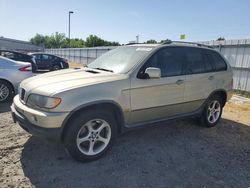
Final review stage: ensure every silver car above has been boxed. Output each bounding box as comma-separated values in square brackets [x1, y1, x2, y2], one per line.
[0, 56, 33, 102]
[11, 42, 233, 161]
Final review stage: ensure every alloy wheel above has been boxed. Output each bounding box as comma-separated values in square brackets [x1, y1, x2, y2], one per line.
[0, 83, 10, 102]
[76, 119, 111, 156]
[207, 100, 221, 124]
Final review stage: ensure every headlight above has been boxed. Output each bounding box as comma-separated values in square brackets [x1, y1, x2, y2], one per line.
[27, 94, 61, 109]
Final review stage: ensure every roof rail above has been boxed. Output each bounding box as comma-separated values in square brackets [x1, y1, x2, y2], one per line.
[125, 43, 145, 45]
[162, 40, 213, 49]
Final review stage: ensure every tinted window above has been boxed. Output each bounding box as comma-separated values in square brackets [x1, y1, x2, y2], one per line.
[185, 48, 205, 74]
[206, 51, 227, 71]
[33, 54, 41, 60]
[42, 54, 49, 60]
[203, 53, 214, 72]
[2, 52, 14, 59]
[141, 47, 185, 77]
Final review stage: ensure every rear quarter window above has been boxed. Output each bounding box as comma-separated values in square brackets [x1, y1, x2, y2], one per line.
[185, 48, 205, 74]
[206, 50, 227, 71]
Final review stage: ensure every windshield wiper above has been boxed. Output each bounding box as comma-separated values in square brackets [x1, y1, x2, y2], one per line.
[94, 67, 113, 72]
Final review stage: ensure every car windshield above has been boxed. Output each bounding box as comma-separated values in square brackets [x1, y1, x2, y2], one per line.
[88, 46, 153, 74]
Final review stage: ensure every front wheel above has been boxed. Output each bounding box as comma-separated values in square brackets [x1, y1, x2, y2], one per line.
[0, 80, 14, 103]
[63, 110, 117, 162]
[200, 95, 223, 127]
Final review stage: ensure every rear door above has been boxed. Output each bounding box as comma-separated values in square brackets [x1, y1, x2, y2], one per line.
[40, 54, 51, 69]
[129, 47, 186, 125]
[182, 47, 216, 113]
[33, 54, 44, 69]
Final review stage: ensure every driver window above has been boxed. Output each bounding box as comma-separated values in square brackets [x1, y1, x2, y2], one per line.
[140, 47, 185, 77]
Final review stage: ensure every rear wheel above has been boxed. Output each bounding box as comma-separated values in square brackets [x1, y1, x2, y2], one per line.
[63, 110, 117, 162]
[200, 95, 223, 127]
[0, 80, 14, 103]
[51, 65, 61, 71]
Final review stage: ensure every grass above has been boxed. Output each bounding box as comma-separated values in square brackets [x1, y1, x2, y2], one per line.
[233, 90, 250, 99]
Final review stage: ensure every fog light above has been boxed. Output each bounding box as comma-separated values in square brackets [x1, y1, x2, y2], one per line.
[31, 115, 38, 122]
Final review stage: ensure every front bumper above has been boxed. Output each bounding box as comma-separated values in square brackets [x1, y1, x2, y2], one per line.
[11, 105, 60, 141]
[11, 95, 69, 141]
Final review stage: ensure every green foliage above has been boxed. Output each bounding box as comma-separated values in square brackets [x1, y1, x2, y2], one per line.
[145, 39, 157, 44]
[160, 39, 172, 44]
[30, 33, 120, 48]
[30, 34, 46, 46]
[85, 35, 120, 47]
[217, 37, 225, 41]
[143, 39, 172, 44]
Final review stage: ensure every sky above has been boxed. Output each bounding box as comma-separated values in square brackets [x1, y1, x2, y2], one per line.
[1, 0, 250, 44]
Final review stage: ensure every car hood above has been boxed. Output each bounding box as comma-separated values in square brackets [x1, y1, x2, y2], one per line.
[20, 68, 127, 96]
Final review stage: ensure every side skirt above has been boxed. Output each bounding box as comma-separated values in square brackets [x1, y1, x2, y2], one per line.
[122, 103, 205, 133]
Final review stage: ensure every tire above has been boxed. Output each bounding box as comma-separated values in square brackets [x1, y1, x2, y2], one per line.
[0, 80, 14, 103]
[200, 95, 223, 127]
[51, 65, 61, 71]
[63, 110, 117, 162]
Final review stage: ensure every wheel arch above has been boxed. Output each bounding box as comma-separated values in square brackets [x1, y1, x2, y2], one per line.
[60, 100, 125, 141]
[208, 89, 228, 107]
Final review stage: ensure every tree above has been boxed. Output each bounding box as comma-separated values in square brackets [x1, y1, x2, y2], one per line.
[68, 38, 85, 48]
[145, 39, 157, 44]
[30, 34, 46, 47]
[217, 37, 225, 41]
[85, 35, 120, 47]
[49, 32, 66, 48]
[30, 32, 66, 48]
[160, 39, 172, 44]
[30, 33, 119, 48]
[85, 35, 105, 47]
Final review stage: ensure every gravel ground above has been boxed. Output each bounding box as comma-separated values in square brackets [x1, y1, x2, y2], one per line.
[0, 98, 250, 188]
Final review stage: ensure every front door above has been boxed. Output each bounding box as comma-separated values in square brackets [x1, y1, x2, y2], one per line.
[129, 47, 186, 125]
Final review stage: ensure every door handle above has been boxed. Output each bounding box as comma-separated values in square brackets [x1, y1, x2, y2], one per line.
[208, 75, 214, 80]
[176, 80, 184, 85]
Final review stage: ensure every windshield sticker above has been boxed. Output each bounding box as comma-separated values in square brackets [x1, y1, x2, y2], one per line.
[136, 48, 152, 52]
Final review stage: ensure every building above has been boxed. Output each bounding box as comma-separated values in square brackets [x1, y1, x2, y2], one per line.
[0, 37, 43, 52]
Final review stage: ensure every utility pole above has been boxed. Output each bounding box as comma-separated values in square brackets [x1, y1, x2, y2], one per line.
[68, 11, 74, 47]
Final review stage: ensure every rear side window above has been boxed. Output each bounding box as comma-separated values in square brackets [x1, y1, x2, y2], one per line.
[2, 52, 14, 59]
[42, 55, 49, 60]
[206, 51, 227, 71]
[33, 54, 41, 60]
[142, 47, 185, 77]
[185, 48, 205, 74]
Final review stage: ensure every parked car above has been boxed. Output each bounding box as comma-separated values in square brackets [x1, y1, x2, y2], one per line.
[11, 42, 233, 162]
[0, 50, 37, 72]
[0, 56, 33, 102]
[30, 53, 69, 71]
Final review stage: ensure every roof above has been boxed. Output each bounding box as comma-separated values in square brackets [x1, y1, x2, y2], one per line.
[125, 41, 213, 49]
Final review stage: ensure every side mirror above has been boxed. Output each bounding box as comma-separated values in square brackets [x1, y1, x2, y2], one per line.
[145, 67, 161, 79]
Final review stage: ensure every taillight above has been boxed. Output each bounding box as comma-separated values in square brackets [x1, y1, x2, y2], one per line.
[19, 65, 31, 72]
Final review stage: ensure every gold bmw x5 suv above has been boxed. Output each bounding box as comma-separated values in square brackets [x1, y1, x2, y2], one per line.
[11, 42, 233, 161]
